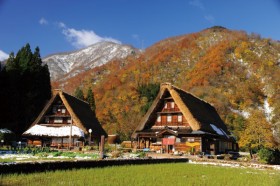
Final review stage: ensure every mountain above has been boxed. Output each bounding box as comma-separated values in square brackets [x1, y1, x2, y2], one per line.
[43, 41, 139, 81]
[52, 26, 280, 147]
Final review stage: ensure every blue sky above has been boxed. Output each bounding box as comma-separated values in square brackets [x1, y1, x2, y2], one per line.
[1, 0, 280, 60]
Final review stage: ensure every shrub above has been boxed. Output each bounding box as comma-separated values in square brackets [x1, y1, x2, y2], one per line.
[82, 145, 92, 151]
[216, 155, 225, 160]
[258, 148, 275, 164]
[37, 152, 48, 157]
[61, 152, 76, 158]
[52, 151, 63, 157]
[137, 151, 146, 158]
[0, 130, 16, 144]
[111, 151, 122, 158]
[104, 144, 114, 153]
[42, 147, 51, 153]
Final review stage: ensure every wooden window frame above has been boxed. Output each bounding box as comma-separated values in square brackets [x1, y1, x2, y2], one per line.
[167, 114, 172, 122]
[157, 115, 161, 122]
[178, 114, 183, 122]
[54, 117, 63, 123]
[52, 106, 57, 114]
[171, 102, 175, 108]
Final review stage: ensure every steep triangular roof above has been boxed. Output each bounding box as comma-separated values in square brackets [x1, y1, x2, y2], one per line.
[26, 89, 107, 137]
[132, 83, 229, 138]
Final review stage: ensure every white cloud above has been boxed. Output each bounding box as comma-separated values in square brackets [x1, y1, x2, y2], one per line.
[59, 22, 121, 48]
[39, 17, 48, 25]
[58, 22, 66, 28]
[189, 0, 204, 10]
[204, 15, 215, 23]
[0, 50, 9, 61]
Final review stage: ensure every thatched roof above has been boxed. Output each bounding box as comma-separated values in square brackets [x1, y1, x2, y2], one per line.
[23, 89, 107, 137]
[132, 83, 230, 139]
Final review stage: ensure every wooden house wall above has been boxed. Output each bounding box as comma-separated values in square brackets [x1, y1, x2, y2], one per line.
[40, 97, 72, 125]
[27, 137, 82, 148]
[153, 99, 189, 127]
[140, 135, 236, 154]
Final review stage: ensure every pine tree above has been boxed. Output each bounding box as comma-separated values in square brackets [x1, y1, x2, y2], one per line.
[74, 87, 84, 100]
[86, 87, 96, 114]
[1, 43, 51, 136]
[5, 52, 17, 72]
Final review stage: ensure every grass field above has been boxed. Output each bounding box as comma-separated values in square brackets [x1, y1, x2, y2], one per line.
[1, 163, 280, 186]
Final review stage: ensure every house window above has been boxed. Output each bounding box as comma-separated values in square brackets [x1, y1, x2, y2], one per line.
[171, 102, 175, 108]
[167, 115, 172, 122]
[178, 114, 183, 122]
[227, 142, 232, 149]
[188, 137, 195, 142]
[67, 118, 72, 124]
[54, 117, 63, 123]
[45, 117, 49, 124]
[52, 106, 57, 114]
[157, 115, 161, 122]
[62, 109, 66, 114]
[164, 102, 168, 109]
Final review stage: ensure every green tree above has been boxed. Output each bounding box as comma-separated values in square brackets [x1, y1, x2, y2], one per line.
[137, 83, 160, 114]
[74, 87, 84, 100]
[0, 43, 51, 136]
[86, 87, 96, 114]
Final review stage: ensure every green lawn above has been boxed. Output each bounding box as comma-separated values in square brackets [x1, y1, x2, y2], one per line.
[1, 163, 280, 186]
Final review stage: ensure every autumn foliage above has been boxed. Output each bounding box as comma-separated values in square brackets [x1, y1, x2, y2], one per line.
[52, 27, 280, 148]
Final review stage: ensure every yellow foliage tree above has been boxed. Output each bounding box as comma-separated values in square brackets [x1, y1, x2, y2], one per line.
[239, 110, 274, 156]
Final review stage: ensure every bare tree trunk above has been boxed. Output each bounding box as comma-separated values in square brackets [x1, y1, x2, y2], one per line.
[249, 148, 253, 159]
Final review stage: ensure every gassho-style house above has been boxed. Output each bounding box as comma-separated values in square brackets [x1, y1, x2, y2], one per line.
[132, 83, 238, 155]
[22, 89, 107, 148]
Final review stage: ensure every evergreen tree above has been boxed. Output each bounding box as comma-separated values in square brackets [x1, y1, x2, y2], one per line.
[137, 83, 160, 114]
[5, 52, 16, 72]
[74, 87, 84, 100]
[1, 43, 51, 137]
[86, 87, 96, 114]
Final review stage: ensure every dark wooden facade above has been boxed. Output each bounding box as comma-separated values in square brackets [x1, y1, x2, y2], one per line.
[42, 98, 72, 126]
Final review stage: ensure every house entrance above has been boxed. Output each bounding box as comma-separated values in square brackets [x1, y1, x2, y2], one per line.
[162, 137, 175, 153]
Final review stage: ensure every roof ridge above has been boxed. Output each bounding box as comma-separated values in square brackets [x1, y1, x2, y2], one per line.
[63, 91, 90, 105]
[54, 89, 90, 105]
[164, 83, 214, 107]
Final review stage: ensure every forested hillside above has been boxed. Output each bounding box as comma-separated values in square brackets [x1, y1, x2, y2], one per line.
[52, 27, 280, 150]
[0, 44, 52, 136]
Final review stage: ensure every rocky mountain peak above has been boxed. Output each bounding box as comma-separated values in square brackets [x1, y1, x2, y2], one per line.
[43, 41, 139, 81]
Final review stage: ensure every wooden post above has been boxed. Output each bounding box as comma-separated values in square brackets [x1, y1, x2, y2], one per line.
[69, 118, 73, 150]
[200, 137, 203, 153]
[61, 138, 63, 149]
[99, 135, 105, 159]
